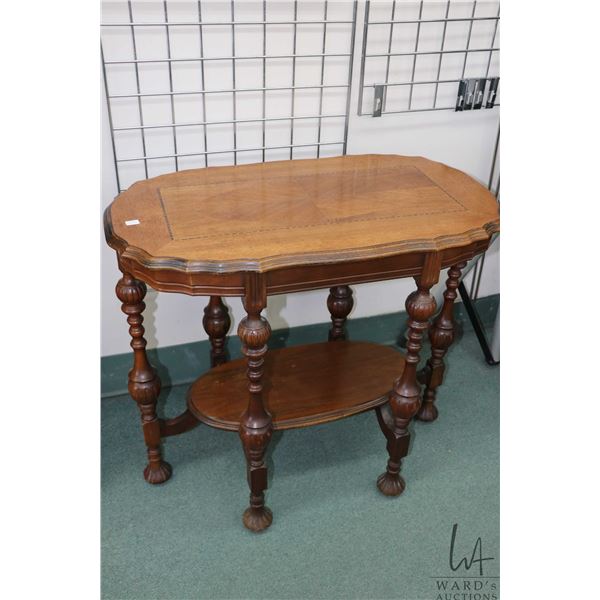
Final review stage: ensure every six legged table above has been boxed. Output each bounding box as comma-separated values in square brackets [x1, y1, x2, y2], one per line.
[104, 154, 500, 532]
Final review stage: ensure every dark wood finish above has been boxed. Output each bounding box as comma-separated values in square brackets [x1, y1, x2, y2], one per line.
[105, 155, 500, 531]
[116, 273, 172, 484]
[187, 341, 406, 431]
[376, 253, 440, 496]
[417, 261, 467, 422]
[159, 409, 200, 437]
[237, 274, 273, 532]
[202, 296, 231, 367]
[113, 240, 490, 298]
[327, 285, 354, 341]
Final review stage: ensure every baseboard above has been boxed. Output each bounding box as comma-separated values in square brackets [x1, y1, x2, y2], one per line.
[101, 293, 499, 399]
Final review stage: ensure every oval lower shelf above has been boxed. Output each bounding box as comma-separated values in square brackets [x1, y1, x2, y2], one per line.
[187, 341, 405, 431]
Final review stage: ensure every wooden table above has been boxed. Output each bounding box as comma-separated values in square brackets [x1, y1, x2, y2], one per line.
[104, 154, 499, 532]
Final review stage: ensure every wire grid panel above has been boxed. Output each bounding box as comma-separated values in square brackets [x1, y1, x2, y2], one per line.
[358, 0, 499, 116]
[101, 0, 358, 192]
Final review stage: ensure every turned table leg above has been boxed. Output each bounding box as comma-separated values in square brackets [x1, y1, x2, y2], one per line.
[238, 274, 273, 532]
[417, 261, 467, 422]
[116, 273, 172, 484]
[202, 296, 231, 367]
[377, 254, 439, 495]
[327, 285, 353, 341]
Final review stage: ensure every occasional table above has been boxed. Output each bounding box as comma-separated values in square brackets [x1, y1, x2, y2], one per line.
[104, 154, 499, 532]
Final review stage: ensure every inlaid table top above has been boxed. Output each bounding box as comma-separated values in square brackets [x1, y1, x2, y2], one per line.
[104, 154, 499, 295]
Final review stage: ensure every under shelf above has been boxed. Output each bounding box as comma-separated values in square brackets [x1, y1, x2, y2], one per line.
[187, 341, 405, 431]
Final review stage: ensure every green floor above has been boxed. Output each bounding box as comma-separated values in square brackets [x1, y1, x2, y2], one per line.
[102, 328, 499, 600]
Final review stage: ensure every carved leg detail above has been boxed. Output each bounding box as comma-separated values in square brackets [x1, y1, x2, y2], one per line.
[203, 296, 231, 367]
[327, 285, 354, 341]
[116, 273, 172, 484]
[238, 274, 273, 532]
[377, 255, 439, 496]
[376, 404, 409, 496]
[417, 261, 467, 422]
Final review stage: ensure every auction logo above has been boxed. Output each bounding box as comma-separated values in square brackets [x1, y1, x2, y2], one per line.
[431, 523, 499, 600]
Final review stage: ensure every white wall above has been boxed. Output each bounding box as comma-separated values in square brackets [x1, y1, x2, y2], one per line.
[101, 0, 499, 357]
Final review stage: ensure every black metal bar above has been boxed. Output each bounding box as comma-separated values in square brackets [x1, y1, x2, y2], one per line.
[458, 281, 499, 366]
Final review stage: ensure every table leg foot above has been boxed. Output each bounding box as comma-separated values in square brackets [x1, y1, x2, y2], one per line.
[376, 422, 410, 497]
[240, 423, 273, 532]
[243, 502, 273, 532]
[144, 457, 172, 485]
[377, 469, 406, 497]
[415, 397, 439, 422]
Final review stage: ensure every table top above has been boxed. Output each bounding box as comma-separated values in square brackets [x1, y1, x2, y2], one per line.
[105, 154, 499, 295]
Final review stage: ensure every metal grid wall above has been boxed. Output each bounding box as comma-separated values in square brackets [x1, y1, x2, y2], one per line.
[102, 1, 358, 192]
[469, 123, 499, 300]
[358, 0, 499, 116]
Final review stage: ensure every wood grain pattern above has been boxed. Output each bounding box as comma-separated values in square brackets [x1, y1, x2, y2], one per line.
[187, 341, 406, 431]
[105, 155, 499, 281]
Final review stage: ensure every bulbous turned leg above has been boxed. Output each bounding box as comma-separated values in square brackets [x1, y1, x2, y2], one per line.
[417, 261, 466, 422]
[202, 296, 231, 367]
[116, 273, 172, 484]
[377, 254, 439, 495]
[238, 273, 273, 532]
[327, 285, 354, 341]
